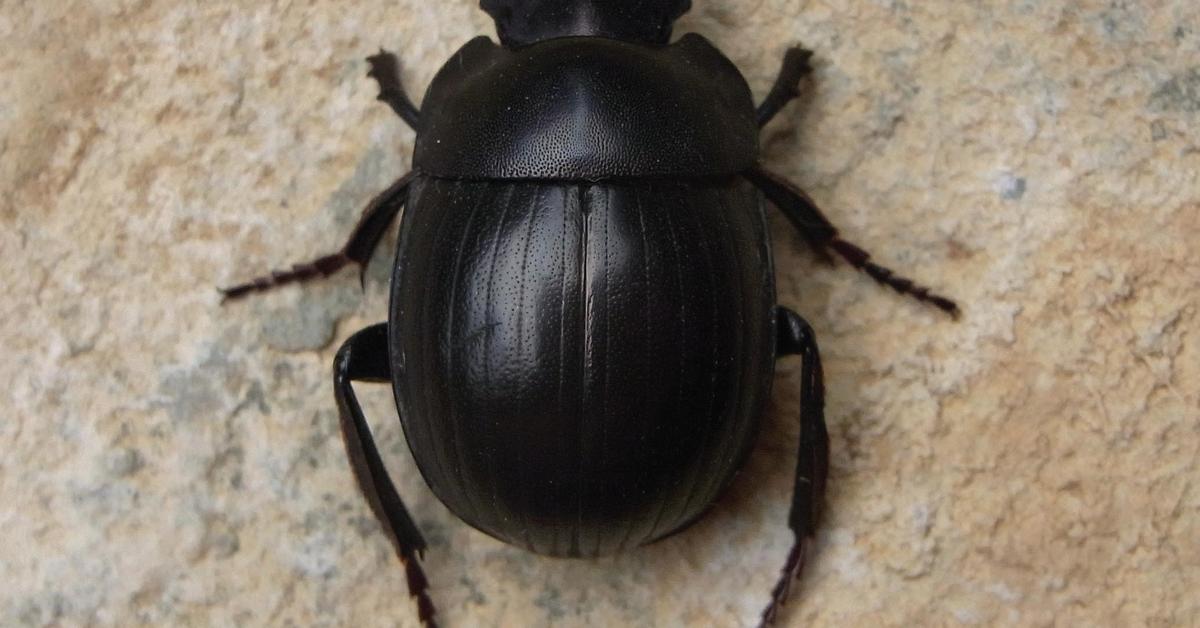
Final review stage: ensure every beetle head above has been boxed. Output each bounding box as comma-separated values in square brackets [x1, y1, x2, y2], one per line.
[481, 0, 692, 47]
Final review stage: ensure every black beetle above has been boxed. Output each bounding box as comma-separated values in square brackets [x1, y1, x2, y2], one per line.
[224, 1, 958, 625]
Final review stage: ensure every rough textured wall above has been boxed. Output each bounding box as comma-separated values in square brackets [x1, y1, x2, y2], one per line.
[2, 1, 1197, 626]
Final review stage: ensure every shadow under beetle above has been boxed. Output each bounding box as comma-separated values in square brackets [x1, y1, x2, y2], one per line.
[224, 1, 959, 625]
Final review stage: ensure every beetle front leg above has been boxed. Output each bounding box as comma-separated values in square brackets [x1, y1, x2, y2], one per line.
[758, 307, 829, 628]
[367, 49, 421, 130]
[756, 46, 814, 128]
[334, 323, 438, 628]
[220, 171, 415, 301]
[745, 166, 961, 317]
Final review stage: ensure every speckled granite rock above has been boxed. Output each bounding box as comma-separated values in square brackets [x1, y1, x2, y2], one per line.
[2, 1, 1197, 626]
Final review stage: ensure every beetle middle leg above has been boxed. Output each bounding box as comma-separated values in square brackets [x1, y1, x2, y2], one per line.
[220, 171, 415, 300]
[745, 166, 961, 317]
[758, 307, 829, 628]
[334, 323, 438, 627]
[367, 49, 421, 129]
[756, 46, 814, 128]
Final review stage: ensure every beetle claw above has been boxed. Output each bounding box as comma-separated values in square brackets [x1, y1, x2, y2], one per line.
[757, 535, 812, 627]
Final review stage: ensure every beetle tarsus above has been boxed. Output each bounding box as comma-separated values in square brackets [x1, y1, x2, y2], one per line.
[403, 551, 438, 627]
[335, 324, 438, 628]
[827, 238, 962, 318]
[747, 166, 961, 318]
[367, 49, 421, 129]
[758, 535, 810, 628]
[219, 253, 352, 301]
[757, 46, 815, 128]
[220, 172, 414, 301]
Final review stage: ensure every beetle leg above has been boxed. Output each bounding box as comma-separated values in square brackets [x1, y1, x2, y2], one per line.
[334, 323, 438, 628]
[756, 46, 814, 128]
[220, 171, 415, 301]
[745, 166, 961, 318]
[758, 307, 828, 628]
[367, 49, 421, 130]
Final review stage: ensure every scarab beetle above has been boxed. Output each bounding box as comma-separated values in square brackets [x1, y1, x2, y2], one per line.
[224, 1, 959, 626]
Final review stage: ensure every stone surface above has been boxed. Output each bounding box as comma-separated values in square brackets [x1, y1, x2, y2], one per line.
[2, 1, 1197, 626]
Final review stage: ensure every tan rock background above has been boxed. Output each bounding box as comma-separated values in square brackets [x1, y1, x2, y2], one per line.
[3, 1, 1197, 626]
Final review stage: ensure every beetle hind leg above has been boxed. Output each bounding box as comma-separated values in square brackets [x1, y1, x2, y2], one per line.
[746, 167, 961, 318]
[220, 172, 415, 301]
[758, 307, 829, 628]
[334, 323, 438, 627]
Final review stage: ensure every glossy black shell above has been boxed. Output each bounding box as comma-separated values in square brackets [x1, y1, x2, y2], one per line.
[391, 177, 775, 556]
[390, 35, 774, 556]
